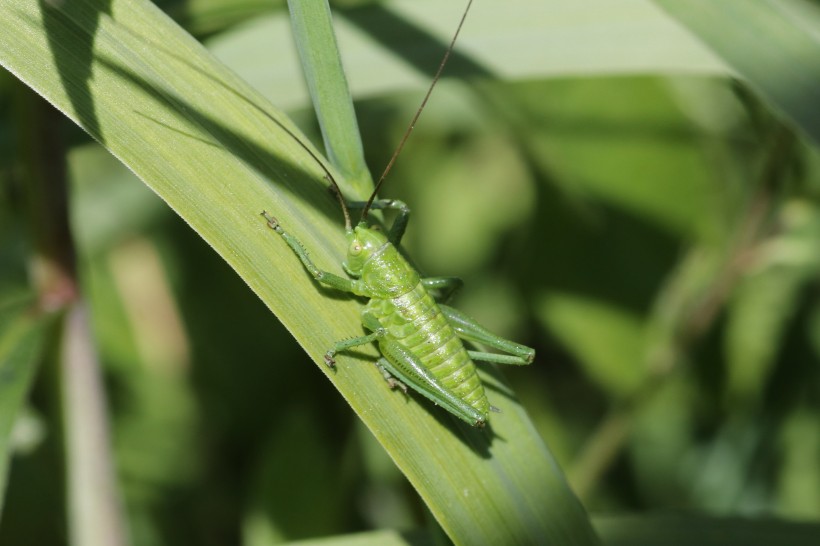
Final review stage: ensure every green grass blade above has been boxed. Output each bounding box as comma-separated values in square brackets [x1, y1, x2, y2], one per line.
[594, 515, 820, 546]
[287, 0, 371, 193]
[0, 0, 597, 542]
[652, 0, 820, 145]
[0, 299, 51, 517]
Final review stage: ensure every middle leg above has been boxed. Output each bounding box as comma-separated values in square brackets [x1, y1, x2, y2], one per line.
[324, 314, 388, 367]
[422, 276, 464, 304]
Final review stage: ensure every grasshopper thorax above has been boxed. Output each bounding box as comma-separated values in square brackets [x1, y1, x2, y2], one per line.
[344, 223, 419, 298]
[342, 223, 388, 277]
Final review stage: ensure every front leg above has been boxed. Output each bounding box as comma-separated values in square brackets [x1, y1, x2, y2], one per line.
[261, 211, 366, 295]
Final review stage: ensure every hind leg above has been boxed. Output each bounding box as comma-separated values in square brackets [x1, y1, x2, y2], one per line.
[440, 304, 535, 364]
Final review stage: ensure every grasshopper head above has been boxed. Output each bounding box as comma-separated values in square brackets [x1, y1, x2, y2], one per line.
[343, 223, 388, 276]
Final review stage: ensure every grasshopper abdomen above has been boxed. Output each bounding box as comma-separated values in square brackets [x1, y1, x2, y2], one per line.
[366, 275, 490, 422]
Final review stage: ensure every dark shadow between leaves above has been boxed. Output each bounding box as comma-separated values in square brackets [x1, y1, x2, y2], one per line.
[38, 0, 113, 144]
[477, 362, 519, 403]
[336, 3, 494, 82]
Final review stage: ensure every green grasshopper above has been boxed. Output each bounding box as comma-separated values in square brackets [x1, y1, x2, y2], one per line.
[262, 0, 534, 427]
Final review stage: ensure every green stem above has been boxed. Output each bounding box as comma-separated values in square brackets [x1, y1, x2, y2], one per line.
[286, 0, 372, 195]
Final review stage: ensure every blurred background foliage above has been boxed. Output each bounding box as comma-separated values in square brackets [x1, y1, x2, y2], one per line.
[1, 0, 820, 544]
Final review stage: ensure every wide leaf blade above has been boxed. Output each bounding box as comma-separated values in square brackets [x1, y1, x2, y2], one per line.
[0, 0, 597, 542]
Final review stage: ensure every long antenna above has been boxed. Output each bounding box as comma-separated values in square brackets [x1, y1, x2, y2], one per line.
[360, 0, 474, 222]
[273, 115, 352, 231]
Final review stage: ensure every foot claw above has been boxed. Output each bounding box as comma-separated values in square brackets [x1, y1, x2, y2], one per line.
[260, 210, 280, 229]
[387, 377, 408, 394]
[526, 350, 535, 364]
[323, 353, 336, 368]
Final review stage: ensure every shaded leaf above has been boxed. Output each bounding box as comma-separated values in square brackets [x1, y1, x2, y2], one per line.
[0, 299, 51, 516]
[653, 0, 820, 145]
